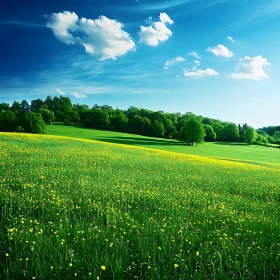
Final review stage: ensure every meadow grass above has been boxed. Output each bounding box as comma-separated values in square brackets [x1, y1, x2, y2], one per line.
[46, 125, 280, 166]
[1, 132, 280, 279]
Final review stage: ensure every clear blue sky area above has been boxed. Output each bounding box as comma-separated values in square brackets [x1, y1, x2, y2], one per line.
[1, 0, 280, 128]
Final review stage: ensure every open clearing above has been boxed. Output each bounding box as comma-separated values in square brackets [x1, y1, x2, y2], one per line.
[1, 132, 280, 279]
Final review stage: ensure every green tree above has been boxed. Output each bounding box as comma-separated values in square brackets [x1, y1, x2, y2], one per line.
[21, 112, 46, 134]
[267, 126, 276, 136]
[223, 122, 240, 142]
[164, 118, 177, 138]
[0, 111, 17, 132]
[19, 100, 30, 113]
[203, 124, 216, 142]
[11, 101, 21, 112]
[212, 121, 224, 141]
[38, 108, 55, 125]
[244, 126, 257, 144]
[273, 131, 280, 148]
[181, 118, 205, 146]
[0, 103, 10, 111]
[30, 99, 44, 112]
[110, 109, 128, 132]
[128, 115, 152, 136]
[153, 120, 166, 137]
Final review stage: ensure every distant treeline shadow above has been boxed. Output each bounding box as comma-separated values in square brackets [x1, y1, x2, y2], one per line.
[94, 136, 186, 146]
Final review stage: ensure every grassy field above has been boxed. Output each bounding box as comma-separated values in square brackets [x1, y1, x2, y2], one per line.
[1, 132, 280, 279]
[46, 125, 280, 166]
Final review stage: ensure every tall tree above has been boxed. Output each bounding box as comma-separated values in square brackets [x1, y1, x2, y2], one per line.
[19, 100, 30, 114]
[11, 101, 21, 112]
[181, 118, 205, 146]
[30, 99, 44, 112]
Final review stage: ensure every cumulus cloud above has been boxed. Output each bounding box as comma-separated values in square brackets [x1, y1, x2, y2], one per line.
[56, 88, 66, 95]
[164, 56, 185, 69]
[207, 44, 233, 57]
[230, 56, 270, 80]
[70, 92, 87, 98]
[184, 68, 219, 78]
[159, 13, 174, 24]
[194, 60, 200, 66]
[139, 13, 174, 46]
[46, 11, 135, 60]
[188, 51, 200, 59]
[227, 36, 234, 42]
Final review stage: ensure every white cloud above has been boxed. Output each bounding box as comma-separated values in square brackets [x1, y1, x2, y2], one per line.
[46, 11, 135, 60]
[71, 92, 87, 98]
[227, 36, 234, 42]
[139, 13, 174, 46]
[207, 44, 233, 57]
[184, 68, 219, 78]
[188, 51, 200, 59]
[230, 56, 270, 80]
[164, 56, 185, 69]
[56, 88, 66, 95]
[159, 12, 174, 24]
[194, 60, 200, 66]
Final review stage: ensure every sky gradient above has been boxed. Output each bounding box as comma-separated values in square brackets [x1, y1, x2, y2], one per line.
[1, 0, 280, 128]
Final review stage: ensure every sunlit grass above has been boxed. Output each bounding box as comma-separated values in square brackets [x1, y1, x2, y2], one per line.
[1, 132, 280, 279]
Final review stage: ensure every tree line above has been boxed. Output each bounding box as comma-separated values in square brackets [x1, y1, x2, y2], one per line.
[0, 95, 280, 147]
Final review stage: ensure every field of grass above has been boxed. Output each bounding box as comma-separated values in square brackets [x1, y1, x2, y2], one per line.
[1, 132, 280, 279]
[46, 125, 280, 166]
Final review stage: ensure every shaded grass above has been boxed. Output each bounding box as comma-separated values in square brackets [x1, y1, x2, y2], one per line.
[1, 132, 280, 279]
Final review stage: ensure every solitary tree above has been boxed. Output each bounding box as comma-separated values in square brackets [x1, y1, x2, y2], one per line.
[181, 118, 205, 146]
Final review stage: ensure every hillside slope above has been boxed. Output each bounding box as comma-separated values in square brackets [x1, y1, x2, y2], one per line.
[1, 132, 280, 279]
[46, 125, 280, 166]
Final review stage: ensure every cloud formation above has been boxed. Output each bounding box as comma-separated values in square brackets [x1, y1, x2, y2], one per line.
[184, 68, 219, 78]
[71, 92, 87, 98]
[230, 56, 270, 80]
[139, 13, 174, 46]
[46, 11, 135, 60]
[164, 57, 185, 69]
[207, 44, 233, 57]
[56, 88, 66, 95]
[188, 51, 200, 59]
[227, 36, 234, 42]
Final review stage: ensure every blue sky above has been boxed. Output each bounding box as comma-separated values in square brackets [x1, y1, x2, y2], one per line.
[1, 0, 280, 128]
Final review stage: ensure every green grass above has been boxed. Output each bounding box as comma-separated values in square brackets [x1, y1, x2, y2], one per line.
[1, 132, 280, 279]
[46, 125, 280, 166]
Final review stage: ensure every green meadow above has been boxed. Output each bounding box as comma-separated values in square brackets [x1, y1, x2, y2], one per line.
[46, 125, 280, 166]
[1, 131, 280, 279]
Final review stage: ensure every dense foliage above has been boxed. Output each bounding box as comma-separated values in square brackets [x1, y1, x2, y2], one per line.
[0, 96, 279, 146]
